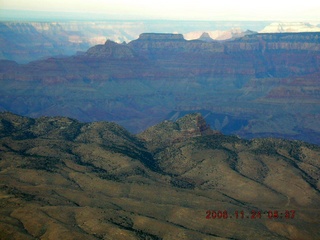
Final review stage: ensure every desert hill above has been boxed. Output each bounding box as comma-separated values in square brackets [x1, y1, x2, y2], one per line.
[0, 112, 319, 239]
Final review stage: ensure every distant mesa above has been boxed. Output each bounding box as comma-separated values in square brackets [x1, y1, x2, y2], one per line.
[138, 33, 185, 41]
[1, 21, 318, 64]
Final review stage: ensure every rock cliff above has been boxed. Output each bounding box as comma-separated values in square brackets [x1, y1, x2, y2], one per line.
[1, 32, 320, 82]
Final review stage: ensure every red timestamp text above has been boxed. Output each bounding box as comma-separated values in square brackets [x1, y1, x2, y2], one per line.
[205, 210, 295, 220]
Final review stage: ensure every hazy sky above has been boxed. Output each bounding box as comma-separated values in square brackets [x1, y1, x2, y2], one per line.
[1, 0, 320, 22]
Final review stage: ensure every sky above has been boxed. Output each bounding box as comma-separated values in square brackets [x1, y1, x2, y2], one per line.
[1, 0, 320, 22]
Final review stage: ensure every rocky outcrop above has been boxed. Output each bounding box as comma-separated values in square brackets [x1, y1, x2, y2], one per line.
[85, 40, 136, 59]
[197, 32, 214, 42]
[138, 113, 220, 150]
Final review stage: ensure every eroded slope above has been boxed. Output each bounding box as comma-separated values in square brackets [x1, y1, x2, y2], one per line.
[0, 112, 319, 240]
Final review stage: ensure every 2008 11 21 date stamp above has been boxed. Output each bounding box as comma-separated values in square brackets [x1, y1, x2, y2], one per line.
[206, 210, 295, 220]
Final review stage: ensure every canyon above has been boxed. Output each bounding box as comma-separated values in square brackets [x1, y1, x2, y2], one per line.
[1, 21, 320, 239]
[0, 32, 319, 144]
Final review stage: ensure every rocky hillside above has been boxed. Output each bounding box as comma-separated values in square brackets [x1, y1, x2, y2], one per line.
[0, 112, 320, 239]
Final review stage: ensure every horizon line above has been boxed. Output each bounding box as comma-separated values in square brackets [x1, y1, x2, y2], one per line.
[1, 9, 318, 23]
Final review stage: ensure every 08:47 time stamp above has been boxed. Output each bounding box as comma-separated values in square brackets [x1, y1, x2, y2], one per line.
[206, 210, 295, 220]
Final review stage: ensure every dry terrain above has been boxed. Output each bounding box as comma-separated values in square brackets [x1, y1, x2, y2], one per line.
[0, 112, 319, 239]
